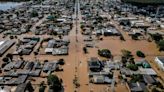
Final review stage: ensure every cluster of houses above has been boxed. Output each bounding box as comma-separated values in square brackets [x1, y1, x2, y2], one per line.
[42, 38, 70, 55]
[80, 3, 120, 37]
[112, 1, 164, 39]
[34, 14, 73, 35]
[0, 59, 62, 85]
[0, 0, 75, 92]
[87, 57, 164, 92]
[122, 59, 162, 92]
[0, 0, 69, 36]
[0, 2, 39, 35]
[88, 57, 116, 84]
[32, 1, 73, 35]
[13, 37, 40, 55]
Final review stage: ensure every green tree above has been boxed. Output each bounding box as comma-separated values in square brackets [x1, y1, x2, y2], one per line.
[127, 64, 138, 71]
[121, 56, 128, 66]
[98, 49, 112, 58]
[2, 57, 9, 62]
[58, 59, 65, 65]
[130, 74, 143, 83]
[39, 81, 45, 92]
[151, 33, 163, 42]
[31, 10, 38, 17]
[47, 74, 62, 91]
[136, 51, 145, 57]
[121, 49, 132, 59]
[26, 81, 34, 92]
[131, 34, 138, 40]
[83, 47, 87, 54]
[158, 40, 164, 51]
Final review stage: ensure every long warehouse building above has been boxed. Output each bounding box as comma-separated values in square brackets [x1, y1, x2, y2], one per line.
[0, 40, 15, 56]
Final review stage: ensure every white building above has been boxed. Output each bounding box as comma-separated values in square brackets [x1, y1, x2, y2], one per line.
[155, 57, 164, 71]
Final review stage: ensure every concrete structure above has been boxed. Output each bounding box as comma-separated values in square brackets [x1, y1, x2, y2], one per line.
[155, 57, 164, 71]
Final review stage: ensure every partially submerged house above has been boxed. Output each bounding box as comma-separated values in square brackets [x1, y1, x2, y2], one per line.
[155, 56, 164, 71]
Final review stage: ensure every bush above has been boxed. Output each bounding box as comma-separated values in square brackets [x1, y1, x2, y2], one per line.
[39, 86, 45, 92]
[10, 35, 14, 39]
[131, 34, 138, 40]
[121, 56, 128, 66]
[57, 59, 65, 65]
[98, 49, 112, 58]
[39, 81, 45, 92]
[47, 74, 62, 91]
[136, 51, 145, 57]
[31, 10, 38, 17]
[6, 53, 13, 60]
[83, 47, 87, 54]
[120, 36, 125, 41]
[130, 74, 143, 83]
[121, 49, 132, 59]
[158, 40, 164, 51]
[99, 38, 103, 40]
[2, 57, 9, 62]
[44, 60, 48, 63]
[151, 33, 163, 42]
[127, 64, 138, 71]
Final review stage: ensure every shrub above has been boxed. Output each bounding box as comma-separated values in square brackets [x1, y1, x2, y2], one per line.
[98, 49, 112, 58]
[2, 57, 9, 62]
[57, 59, 65, 65]
[83, 47, 87, 53]
[131, 34, 138, 40]
[120, 36, 125, 41]
[121, 49, 132, 59]
[130, 74, 143, 83]
[136, 51, 145, 57]
[31, 10, 38, 17]
[158, 40, 164, 51]
[10, 35, 14, 39]
[47, 74, 62, 91]
[127, 64, 138, 71]
[151, 33, 163, 42]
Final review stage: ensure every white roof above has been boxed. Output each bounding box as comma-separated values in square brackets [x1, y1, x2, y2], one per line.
[0, 41, 5, 46]
[45, 48, 53, 53]
[139, 68, 157, 75]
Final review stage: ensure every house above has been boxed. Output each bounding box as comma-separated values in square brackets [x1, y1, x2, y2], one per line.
[43, 62, 58, 73]
[14, 60, 24, 69]
[127, 82, 146, 92]
[155, 57, 164, 71]
[135, 59, 151, 68]
[88, 57, 101, 71]
[93, 75, 104, 84]
[139, 68, 157, 76]
[143, 75, 157, 85]
[15, 81, 34, 92]
[92, 75, 113, 84]
[0, 40, 15, 56]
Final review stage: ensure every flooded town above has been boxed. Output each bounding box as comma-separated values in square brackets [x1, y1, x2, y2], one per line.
[0, 0, 163, 92]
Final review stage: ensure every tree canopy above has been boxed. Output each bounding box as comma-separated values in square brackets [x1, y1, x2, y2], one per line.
[136, 51, 145, 57]
[98, 49, 112, 58]
[47, 74, 62, 91]
[158, 40, 164, 51]
[121, 49, 132, 59]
